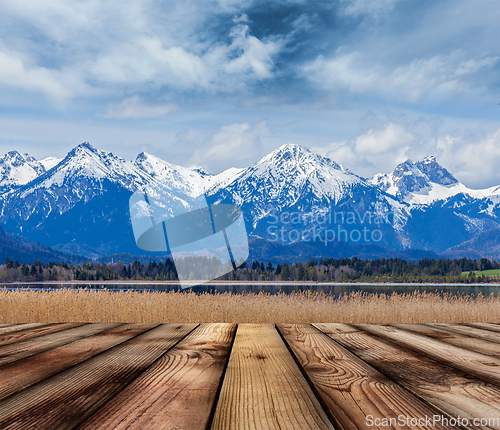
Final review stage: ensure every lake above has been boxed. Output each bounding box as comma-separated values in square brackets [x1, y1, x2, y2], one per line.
[2, 282, 500, 297]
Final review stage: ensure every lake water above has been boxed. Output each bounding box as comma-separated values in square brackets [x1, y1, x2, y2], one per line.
[2, 282, 500, 297]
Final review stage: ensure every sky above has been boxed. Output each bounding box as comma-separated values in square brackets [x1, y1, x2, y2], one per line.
[0, 0, 499, 188]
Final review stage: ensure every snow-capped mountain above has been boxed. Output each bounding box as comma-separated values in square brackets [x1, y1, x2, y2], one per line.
[369, 155, 500, 252]
[0, 151, 47, 193]
[0, 141, 499, 259]
[39, 157, 62, 171]
[209, 143, 405, 248]
[134, 152, 208, 197]
[210, 143, 365, 206]
[371, 155, 500, 206]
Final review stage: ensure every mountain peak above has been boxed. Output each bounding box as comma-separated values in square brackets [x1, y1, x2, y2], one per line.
[5, 150, 22, 159]
[0, 150, 46, 192]
[79, 142, 93, 149]
[415, 155, 457, 186]
[422, 155, 436, 164]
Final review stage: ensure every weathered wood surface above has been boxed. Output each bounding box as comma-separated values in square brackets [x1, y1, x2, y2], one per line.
[80, 323, 236, 430]
[212, 323, 334, 430]
[466, 323, 500, 334]
[315, 323, 500, 429]
[0, 324, 196, 430]
[0, 323, 82, 347]
[356, 323, 500, 387]
[0, 323, 48, 336]
[0, 323, 152, 402]
[279, 324, 449, 430]
[426, 323, 500, 345]
[0, 323, 499, 430]
[393, 323, 500, 358]
[0, 322, 123, 367]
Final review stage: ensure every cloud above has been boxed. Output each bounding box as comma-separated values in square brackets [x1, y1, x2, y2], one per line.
[303, 49, 500, 103]
[0, 1, 285, 105]
[311, 115, 500, 189]
[0, 45, 70, 101]
[89, 36, 211, 89]
[312, 122, 416, 177]
[339, 0, 397, 18]
[434, 130, 500, 189]
[186, 121, 269, 172]
[102, 96, 177, 119]
[222, 24, 281, 80]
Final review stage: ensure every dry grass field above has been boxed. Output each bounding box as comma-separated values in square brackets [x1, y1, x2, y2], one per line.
[1, 288, 499, 323]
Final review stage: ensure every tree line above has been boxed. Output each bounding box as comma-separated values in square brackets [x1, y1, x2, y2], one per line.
[0, 256, 498, 284]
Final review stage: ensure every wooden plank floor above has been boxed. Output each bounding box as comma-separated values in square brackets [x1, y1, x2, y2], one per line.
[0, 324, 500, 429]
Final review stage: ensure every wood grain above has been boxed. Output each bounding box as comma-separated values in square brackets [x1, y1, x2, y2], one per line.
[356, 324, 500, 387]
[0, 323, 83, 347]
[315, 323, 500, 429]
[465, 323, 500, 334]
[0, 323, 150, 402]
[80, 323, 236, 430]
[279, 324, 449, 430]
[0, 323, 125, 367]
[0, 323, 48, 336]
[425, 323, 500, 345]
[392, 323, 500, 358]
[0, 323, 196, 430]
[212, 323, 334, 430]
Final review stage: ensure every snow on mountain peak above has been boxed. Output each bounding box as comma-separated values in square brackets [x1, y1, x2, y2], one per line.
[39, 157, 62, 170]
[422, 155, 436, 164]
[211, 142, 368, 212]
[415, 155, 457, 186]
[0, 150, 46, 192]
[133, 151, 210, 197]
[371, 155, 467, 205]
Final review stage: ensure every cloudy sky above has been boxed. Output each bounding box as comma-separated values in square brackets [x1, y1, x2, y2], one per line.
[0, 0, 499, 187]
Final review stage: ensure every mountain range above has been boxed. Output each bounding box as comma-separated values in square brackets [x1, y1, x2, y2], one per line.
[0, 142, 499, 263]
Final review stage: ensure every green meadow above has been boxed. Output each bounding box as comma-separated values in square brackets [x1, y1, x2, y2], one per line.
[461, 269, 500, 277]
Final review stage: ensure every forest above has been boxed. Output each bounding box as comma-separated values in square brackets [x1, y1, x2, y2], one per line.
[0, 256, 498, 284]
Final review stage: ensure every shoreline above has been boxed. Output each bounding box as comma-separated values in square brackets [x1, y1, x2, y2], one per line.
[1, 281, 500, 287]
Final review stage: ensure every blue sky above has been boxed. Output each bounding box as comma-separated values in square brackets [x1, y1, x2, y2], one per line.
[0, 0, 499, 187]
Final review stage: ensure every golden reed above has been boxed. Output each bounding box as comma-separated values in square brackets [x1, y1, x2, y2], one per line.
[1, 288, 499, 323]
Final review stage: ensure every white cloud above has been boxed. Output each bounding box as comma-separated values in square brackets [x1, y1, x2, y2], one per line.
[89, 36, 211, 89]
[222, 24, 280, 80]
[313, 122, 415, 177]
[0, 1, 283, 104]
[0, 45, 70, 100]
[340, 0, 397, 18]
[354, 123, 415, 154]
[102, 96, 177, 119]
[433, 130, 500, 188]
[187, 121, 269, 172]
[312, 116, 500, 189]
[304, 49, 499, 103]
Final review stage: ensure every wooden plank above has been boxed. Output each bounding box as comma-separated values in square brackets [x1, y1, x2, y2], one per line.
[356, 324, 500, 387]
[0, 323, 149, 401]
[212, 324, 334, 430]
[0, 324, 48, 336]
[465, 323, 500, 334]
[0, 323, 83, 347]
[392, 323, 500, 358]
[79, 323, 236, 430]
[0, 323, 125, 367]
[426, 323, 500, 345]
[278, 324, 449, 430]
[0, 323, 197, 430]
[315, 323, 500, 429]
